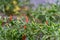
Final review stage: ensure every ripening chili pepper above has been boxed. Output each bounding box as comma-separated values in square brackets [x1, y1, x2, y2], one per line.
[25, 16, 29, 23]
[9, 15, 13, 21]
[24, 25, 27, 29]
[46, 21, 48, 25]
[22, 35, 26, 40]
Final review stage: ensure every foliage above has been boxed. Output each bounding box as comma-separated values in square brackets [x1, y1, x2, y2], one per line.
[0, 0, 30, 15]
[0, 17, 60, 40]
[0, 0, 60, 40]
[0, 17, 40, 40]
[31, 4, 60, 23]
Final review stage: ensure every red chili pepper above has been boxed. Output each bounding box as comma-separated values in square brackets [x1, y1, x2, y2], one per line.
[22, 35, 26, 40]
[46, 21, 48, 25]
[24, 25, 27, 29]
[25, 16, 29, 23]
[9, 15, 13, 21]
[22, 15, 28, 40]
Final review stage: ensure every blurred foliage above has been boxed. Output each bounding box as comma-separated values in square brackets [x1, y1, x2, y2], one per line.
[0, 0, 31, 15]
[31, 4, 60, 23]
[0, 17, 60, 40]
[0, 0, 60, 40]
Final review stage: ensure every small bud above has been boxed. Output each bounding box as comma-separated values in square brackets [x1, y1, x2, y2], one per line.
[24, 25, 27, 29]
[9, 15, 13, 21]
[46, 21, 48, 25]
